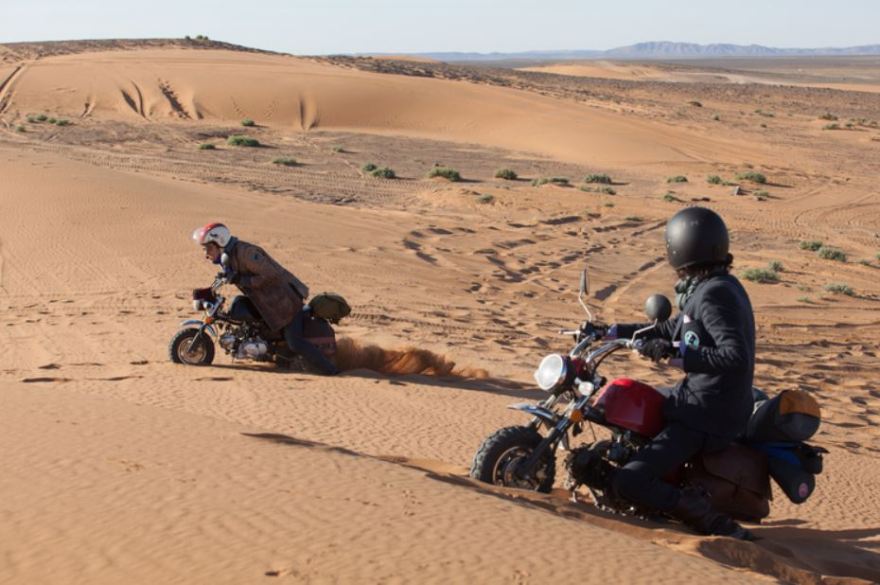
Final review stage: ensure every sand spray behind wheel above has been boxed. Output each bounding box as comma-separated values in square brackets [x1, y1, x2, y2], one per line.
[335, 338, 489, 378]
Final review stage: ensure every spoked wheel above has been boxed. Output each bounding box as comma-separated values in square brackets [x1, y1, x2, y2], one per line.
[470, 426, 556, 493]
[169, 328, 215, 365]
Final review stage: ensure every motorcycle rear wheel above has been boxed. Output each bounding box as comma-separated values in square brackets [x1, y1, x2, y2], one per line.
[169, 328, 215, 365]
[470, 426, 556, 493]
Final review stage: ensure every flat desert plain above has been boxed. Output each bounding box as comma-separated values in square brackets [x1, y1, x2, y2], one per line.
[1, 41, 880, 584]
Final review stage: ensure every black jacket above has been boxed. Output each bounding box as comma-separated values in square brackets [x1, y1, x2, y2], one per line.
[619, 273, 755, 440]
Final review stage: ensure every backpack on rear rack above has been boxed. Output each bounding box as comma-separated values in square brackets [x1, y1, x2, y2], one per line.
[307, 292, 352, 324]
[746, 389, 826, 504]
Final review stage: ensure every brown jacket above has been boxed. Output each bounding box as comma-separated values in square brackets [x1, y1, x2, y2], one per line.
[225, 238, 309, 332]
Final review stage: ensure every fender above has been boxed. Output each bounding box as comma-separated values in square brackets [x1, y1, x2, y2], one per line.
[507, 403, 559, 424]
[179, 320, 218, 338]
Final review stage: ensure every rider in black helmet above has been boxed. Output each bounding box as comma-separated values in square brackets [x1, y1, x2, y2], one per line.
[608, 206, 756, 540]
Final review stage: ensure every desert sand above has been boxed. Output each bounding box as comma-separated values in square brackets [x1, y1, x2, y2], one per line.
[1, 41, 880, 584]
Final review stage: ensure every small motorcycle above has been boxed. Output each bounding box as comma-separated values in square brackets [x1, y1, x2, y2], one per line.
[169, 272, 338, 370]
[470, 269, 825, 523]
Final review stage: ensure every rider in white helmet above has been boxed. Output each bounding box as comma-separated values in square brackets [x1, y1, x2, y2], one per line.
[192, 222, 337, 375]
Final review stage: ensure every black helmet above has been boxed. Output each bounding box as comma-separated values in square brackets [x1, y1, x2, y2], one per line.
[665, 207, 729, 270]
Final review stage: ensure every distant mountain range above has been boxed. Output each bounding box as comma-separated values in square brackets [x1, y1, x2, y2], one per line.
[412, 41, 880, 62]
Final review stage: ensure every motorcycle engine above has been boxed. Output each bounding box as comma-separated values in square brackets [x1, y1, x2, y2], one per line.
[235, 338, 269, 359]
[219, 334, 237, 351]
[564, 442, 614, 491]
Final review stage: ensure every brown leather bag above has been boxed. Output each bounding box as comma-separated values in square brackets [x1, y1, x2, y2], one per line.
[684, 444, 771, 522]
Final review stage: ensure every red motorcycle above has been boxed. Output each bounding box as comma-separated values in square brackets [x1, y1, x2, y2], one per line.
[470, 269, 825, 523]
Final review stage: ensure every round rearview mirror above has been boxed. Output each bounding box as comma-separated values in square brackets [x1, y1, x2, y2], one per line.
[644, 294, 672, 322]
[220, 252, 230, 267]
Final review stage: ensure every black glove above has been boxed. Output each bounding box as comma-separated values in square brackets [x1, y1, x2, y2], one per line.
[638, 338, 676, 363]
[225, 270, 240, 285]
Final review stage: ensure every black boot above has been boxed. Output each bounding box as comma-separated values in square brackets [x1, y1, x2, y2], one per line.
[672, 487, 754, 540]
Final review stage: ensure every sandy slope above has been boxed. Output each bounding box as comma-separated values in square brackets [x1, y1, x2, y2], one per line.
[1, 46, 880, 584]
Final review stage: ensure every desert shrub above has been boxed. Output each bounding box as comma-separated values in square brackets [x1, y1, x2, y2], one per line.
[241, 118, 255, 127]
[332, 145, 345, 153]
[16, 125, 26, 132]
[823, 123, 840, 130]
[799, 240, 823, 251]
[532, 176, 568, 186]
[227, 135, 260, 147]
[361, 163, 378, 173]
[47, 117, 57, 124]
[370, 166, 396, 179]
[584, 173, 612, 184]
[824, 283, 854, 296]
[662, 192, 682, 202]
[36, 114, 48, 122]
[495, 168, 517, 180]
[477, 193, 494, 204]
[797, 296, 813, 304]
[428, 167, 461, 181]
[741, 268, 779, 284]
[819, 113, 838, 121]
[754, 190, 769, 197]
[604, 202, 615, 208]
[667, 175, 688, 183]
[54, 119, 70, 126]
[625, 216, 643, 222]
[768, 260, 784, 272]
[707, 175, 723, 185]
[580, 185, 615, 195]
[876, 252, 880, 261]
[273, 157, 298, 167]
[736, 171, 767, 184]
[199, 143, 216, 150]
[817, 246, 847, 262]
[712, 114, 720, 121]
[688, 100, 703, 107]
[755, 109, 775, 117]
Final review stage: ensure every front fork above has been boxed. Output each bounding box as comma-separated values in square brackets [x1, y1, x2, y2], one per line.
[517, 394, 590, 480]
[180, 319, 218, 351]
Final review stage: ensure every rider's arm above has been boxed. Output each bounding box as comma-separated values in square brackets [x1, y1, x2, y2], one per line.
[612, 316, 677, 341]
[682, 284, 750, 374]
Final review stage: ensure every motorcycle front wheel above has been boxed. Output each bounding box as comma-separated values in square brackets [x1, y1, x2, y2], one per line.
[169, 328, 215, 365]
[470, 426, 556, 493]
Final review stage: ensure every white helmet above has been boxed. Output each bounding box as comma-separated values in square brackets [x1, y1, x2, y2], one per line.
[192, 222, 231, 247]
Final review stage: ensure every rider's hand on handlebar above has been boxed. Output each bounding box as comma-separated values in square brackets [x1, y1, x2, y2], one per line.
[638, 338, 676, 363]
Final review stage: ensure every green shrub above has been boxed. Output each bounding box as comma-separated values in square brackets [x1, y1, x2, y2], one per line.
[876, 252, 880, 261]
[15, 125, 25, 132]
[477, 193, 495, 204]
[199, 143, 216, 150]
[47, 117, 57, 124]
[495, 168, 517, 180]
[361, 163, 378, 173]
[819, 113, 838, 121]
[227, 135, 260, 147]
[741, 268, 779, 283]
[241, 118, 255, 127]
[625, 216, 643, 222]
[604, 202, 615, 208]
[667, 175, 688, 183]
[35, 114, 48, 122]
[584, 173, 612, 184]
[332, 145, 346, 153]
[273, 157, 298, 167]
[688, 100, 703, 107]
[370, 166, 396, 179]
[824, 283, 854, 296]
[54, 119, 70, 126]
[532, 176, 568, 186]
[662, 192, 682, 202]
[768, 260, 784, 272]
[823, 123, 840, 130]
[707, 175, 723, 185]
[797, 296, 813, 304]
[428, 167, 461, 181]
[580, 185, 615, 195]
[799, 240, 823, 251]
[736, 171, 767, 184]
[817, 246, 847, 262]
[755, 109, 774, 117]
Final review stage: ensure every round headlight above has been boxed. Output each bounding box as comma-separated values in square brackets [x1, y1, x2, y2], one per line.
[534, 354, 568, 391]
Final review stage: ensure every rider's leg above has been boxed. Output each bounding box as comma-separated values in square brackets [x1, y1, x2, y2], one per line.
[282, 310, 338, 376]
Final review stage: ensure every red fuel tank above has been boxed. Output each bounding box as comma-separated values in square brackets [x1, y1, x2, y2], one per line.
[592, 378, 666, 437]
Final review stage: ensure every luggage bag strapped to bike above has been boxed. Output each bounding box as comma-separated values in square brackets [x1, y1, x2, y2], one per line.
[746, 389, 826, 504]
[685, 443, 772, 522]
[308, 292, 351, 324]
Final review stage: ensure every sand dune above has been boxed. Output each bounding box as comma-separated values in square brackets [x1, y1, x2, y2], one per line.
[1, 45, 880, 583]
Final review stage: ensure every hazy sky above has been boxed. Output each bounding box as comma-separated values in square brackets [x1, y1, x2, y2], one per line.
[2, 0, 878, 54]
